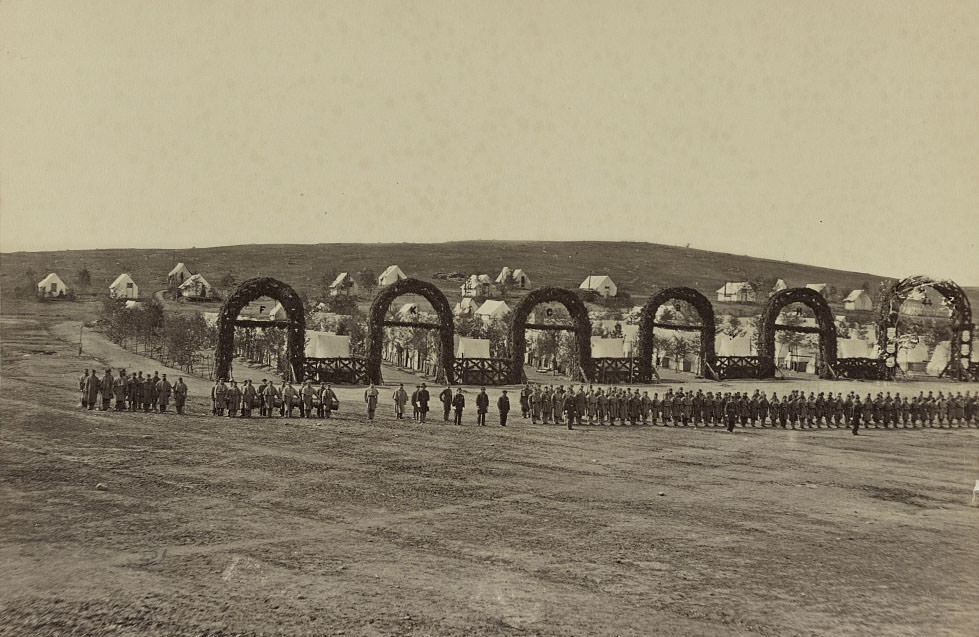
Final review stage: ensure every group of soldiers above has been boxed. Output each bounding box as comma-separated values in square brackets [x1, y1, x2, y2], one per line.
[78, 368, 188, 414]
[209, 378, 339, 418]
[511, 384, 979, 433]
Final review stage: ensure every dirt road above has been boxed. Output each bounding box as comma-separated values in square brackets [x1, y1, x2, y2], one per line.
[2, 309, 979, 635]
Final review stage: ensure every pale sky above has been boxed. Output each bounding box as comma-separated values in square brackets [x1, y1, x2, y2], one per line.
[1, 1, 977, 284]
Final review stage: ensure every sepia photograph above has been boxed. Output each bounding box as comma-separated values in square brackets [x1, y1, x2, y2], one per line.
[1, 1, 977, 635]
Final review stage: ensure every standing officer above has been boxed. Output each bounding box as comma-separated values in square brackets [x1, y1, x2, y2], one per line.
[417, 384, 430, 423]
[393, 383, 409, 419]
[519, 384, 530, 419]
[439, 385, 453, 422]
[157, 374, 173, 413]
[364, 383, 379, 420]
[173, 377, 188, 415]
[498, 390, 511, 426]
[476, 386, 489, 426]
[452, 388, 465, 425]
[241, 380, 256, 418]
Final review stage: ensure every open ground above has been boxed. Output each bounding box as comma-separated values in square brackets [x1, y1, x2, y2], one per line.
[2, 303, 979, 636]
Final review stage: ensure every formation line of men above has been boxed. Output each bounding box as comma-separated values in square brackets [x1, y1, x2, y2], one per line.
[79, 370, 979, 435]
[369, 384, 977, 433]
[79, 369, 188, 414]
[209, 378, 339, 418]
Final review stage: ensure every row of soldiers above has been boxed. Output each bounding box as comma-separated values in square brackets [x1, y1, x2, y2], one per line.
[513, 384, 979, 433]
[209, 378, 339, 418]
[78, 369, 188, 414]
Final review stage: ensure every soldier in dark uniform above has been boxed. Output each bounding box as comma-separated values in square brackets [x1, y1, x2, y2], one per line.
[850, 395, 861, 435]
[757, 391, 769, 427]
[519, 384, 531, 419]
[440, 386, 453, 422]
[650, 392, 660, 425]
[530, 386, 541, 424]
[692, 390, 703, 426]
[713, 391, 724, 427]
[575, 387, 588, 426]
[498, 390, 510, 427]
[596, 388, 608, 424]
[476, 386, 489, 426]
[662, 390, 673, 426]
[723, 392, 737, 432]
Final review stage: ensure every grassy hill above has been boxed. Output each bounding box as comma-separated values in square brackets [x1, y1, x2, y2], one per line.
[2, 241, 976, 312]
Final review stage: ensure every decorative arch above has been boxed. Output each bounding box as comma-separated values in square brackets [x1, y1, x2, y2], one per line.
[365, 278, 455, 385]
[758, 287, 837, 379]
[214, 277, 306, 382]
[508, 287, 593, 384]
[636, 287, 716, 381]
[876, 276, 973, 380]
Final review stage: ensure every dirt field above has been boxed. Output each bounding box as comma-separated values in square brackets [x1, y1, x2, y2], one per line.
[2, 306, 979, 636]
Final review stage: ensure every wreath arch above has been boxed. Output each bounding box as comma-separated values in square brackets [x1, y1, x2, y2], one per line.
[636, 287, 716, 380]
[758, 287, 837, 379]
[214, 277, 306, 382]
[876, 276, 973, 379]
[365, 278, 455, 385]
[508, 287, 593, 384]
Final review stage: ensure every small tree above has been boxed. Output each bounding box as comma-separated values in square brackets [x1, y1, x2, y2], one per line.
[76, 267, 92, 289]
[721, 315, 745, 338]
[357, 269, 377, 296]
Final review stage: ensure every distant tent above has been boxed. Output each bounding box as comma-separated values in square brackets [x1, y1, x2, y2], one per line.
[475, 299, 511, 322]
[901, 287, 950, 318]
[454, 297, 477, 316]
[837, 338, 874, 359]
[268, 302, 288, 321]
[168, 262, 192, 286]
[805, 283, 828, 296]
[843, 289, 872, 311]
[178, 273, 212, 299]
[378, 265, 407, 287]
[771, 279, 788, 295]
[579, 275, 617, 298]
[397, 303, 419, 319]
[716, 335, 753, 356]
[591, 337, 627, 358]
[897, 341, 930, 371]
[202, 312, 219, 327]
[109, 273, 138, 299]
[511, 269, 531, 289]
[926, 341, 950, 376]
[495, 267, 512, 284]
[37, 273, 68, 298]
[454, 336, 491, 358]
[305, 331, 351, 358]
[328, 272, 359, 296]
[715, 282, 755, 303]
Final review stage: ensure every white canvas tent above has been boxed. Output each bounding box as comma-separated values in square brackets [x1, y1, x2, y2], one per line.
[926, 341, 950, 376]
[37, 273, 67, 297]
[843, 289, 872, 311]
[715, 282, 755, 303]
[268, 302, 288, 321]
[805, 283, 828, 296]
[837, 338, 875, 359]
[329, 272, 358, 296]
[475, 300, 511, 322]
[109, 273, 138, 299]
[178, 273, 212, 299]
[511, 269, 531, 289]
[716, 335, 753, 356]
[495, 267, 512, 284]
[454, 336, 491, 358]
[772, 279, 788, 294]
[591, 337, 627, 358]
[454, 297, 477, 316]
[378, 265, 407, 287]
[305, 331, 351, 358]
[579, 275, 617, 298]
[168, 263, 192, 286]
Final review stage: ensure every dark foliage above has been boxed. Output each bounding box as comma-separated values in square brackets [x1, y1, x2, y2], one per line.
[636, 287, 716, 381]
[508, 287, 593, 383]
[364, 278, 454, 385]
[758, 287, 837, 379]
[215, 278, 306, 382]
